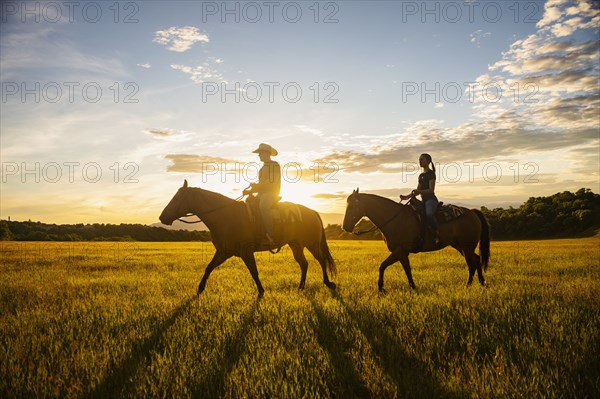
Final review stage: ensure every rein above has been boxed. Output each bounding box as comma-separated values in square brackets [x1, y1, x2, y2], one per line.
[176, 191, 246, 224]
[352, 200, 406, 235]
[177, 213, 203, 224]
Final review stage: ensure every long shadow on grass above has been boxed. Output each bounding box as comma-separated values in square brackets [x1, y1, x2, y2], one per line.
[88, 297, 195, 399]
[331, 291, 462, 399]
[189, 299, 260, 398]
[308, 297, 372, 398]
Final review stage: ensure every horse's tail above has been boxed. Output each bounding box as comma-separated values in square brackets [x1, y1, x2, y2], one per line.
[315, 212, 337, 277]
[320, 231, 337, 277]
[473, 209, 490, 270]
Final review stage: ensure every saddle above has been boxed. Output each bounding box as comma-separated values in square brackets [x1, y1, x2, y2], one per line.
[245, 195, 302, 241]
[407, 197, 468, 224]
[407, 198, 468, 252]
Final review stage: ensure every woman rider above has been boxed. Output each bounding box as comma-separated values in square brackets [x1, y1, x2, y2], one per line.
[400, 153, 439, 246]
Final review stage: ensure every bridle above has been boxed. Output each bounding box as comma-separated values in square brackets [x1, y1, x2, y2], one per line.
[175, 189, 246, 224]
[350, 196, 406, 235]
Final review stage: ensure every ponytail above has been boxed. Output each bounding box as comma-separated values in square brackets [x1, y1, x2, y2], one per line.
[421, 153, 435, 173]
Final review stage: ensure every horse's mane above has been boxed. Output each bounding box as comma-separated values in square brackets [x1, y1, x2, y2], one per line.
[359, 193, 402, 208]
[188, 187, 239, 205]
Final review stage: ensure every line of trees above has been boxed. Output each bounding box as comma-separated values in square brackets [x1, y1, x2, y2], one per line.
[0, 221, 211, 242]
[480, 188, 599, 239]
[1, 189, 598, 242]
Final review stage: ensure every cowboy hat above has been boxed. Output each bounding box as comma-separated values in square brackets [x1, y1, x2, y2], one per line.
[252, 143, 278, 156]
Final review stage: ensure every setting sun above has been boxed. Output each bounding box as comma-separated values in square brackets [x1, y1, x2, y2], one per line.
[280, 180, 320, 210]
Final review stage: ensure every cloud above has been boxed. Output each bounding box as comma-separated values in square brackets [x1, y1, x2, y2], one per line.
[137, 63, 152, 69]
[476, 0, 599, 133]
[157, 0, 599, 202]
[311, 116, 598, 175]
[293, 125, 325, 137]
[538, 0, 599, 29]
[537, 0, 567, 27]
[469, 30, 491, 48]
[163, 152, 340, 183]
[165, 154, 241, 173]
[491, 39, 598, 76]
[312, 192, 349, 200]
[171, 63, 226, 84]
[153, 26, 209, 52]
[144, 127, 200, 139]
[0, 24, 127, 79]
[526, 93, 600, 129]
[145, 129, 177, 138]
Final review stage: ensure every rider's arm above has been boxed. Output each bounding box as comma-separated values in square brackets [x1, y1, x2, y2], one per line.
[414, 179, 435, 196]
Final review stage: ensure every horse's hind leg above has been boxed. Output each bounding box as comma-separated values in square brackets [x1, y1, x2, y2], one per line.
[290, 243, 309, 290]
[463, 247, 478, 287]
[398, 252, 416, 290]
[307, 245, 335, 289]
[197, 250, 231, 296]
[452, 245, 476, 286]
[466, 251, 485, 287]
[474, 253, 486, 286]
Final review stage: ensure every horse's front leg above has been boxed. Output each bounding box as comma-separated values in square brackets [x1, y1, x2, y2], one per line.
[241, 250, 265, 298]
[398, 252, 416, 290]
[378, 250, 402, 292]
[197, 250, 231, 296]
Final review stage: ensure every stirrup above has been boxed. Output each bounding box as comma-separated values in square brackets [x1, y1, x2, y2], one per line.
[264, 233, 281, 254]
[265, 233, 275, 245]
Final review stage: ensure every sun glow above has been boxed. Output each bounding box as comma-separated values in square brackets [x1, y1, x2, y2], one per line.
[280, 180, 320, 210]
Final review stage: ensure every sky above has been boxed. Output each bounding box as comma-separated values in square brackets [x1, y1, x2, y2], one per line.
[1, 0, 599, 224]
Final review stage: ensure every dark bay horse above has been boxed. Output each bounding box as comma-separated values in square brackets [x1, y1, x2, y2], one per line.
[343, 189, 490, 291]
[159, 180, 336, 297]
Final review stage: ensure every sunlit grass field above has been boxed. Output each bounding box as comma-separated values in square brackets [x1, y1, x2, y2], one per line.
[1, 238, 599, 398]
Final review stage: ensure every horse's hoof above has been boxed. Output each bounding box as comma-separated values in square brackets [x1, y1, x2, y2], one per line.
[257, 290, 264, 299]
[197, 287, 204, 296]
[326, 282, 336, 289]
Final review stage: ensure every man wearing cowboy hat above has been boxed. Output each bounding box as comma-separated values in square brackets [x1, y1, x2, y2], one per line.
[243, 143, 281, 245]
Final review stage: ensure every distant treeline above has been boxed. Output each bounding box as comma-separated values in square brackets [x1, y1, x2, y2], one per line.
[324, 188, 600, 240]
[481, 188, 599, 239]
[0, 221, 211, 242]
[1, 189, 598, 242]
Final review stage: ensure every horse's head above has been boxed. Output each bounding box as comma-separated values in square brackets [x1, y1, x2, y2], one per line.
[343, 188, 365, 232]
[159, 180, 194, 225]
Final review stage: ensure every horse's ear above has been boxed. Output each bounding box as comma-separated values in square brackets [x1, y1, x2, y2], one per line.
[183, 179, 188, 188]
[356, 187, 359, 194]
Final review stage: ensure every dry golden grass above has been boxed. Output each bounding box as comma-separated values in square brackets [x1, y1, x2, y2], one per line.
[1, 238, 599, 398]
